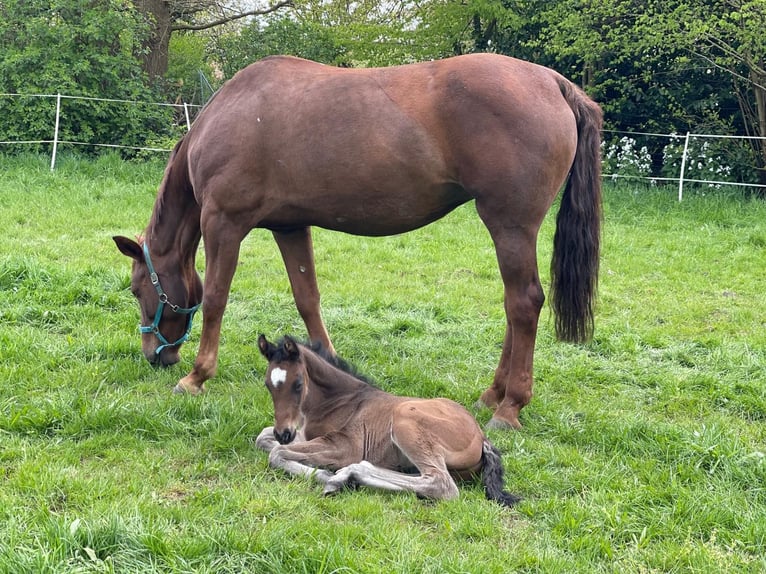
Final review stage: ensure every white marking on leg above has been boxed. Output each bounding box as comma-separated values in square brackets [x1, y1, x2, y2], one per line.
[270, 367, 287, 388]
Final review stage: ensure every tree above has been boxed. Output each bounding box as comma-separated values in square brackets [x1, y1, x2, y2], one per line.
[677, 0, 766, 185]
[212, 16, 343, 77]
[135, 0, 292, 79]
[438, 0, 763, 186]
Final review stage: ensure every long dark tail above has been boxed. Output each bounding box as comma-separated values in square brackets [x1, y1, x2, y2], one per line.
[481, 440, 521, 507]
[550, 78, 603, 343]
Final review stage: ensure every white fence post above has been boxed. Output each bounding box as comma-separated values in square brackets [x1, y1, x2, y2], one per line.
[183, 102, 191, 131]
[50, 93, 61, 171]
[677, 132, 691, 201]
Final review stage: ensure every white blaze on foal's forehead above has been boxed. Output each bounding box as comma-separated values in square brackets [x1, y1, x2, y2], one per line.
[270, 367, 287, 388]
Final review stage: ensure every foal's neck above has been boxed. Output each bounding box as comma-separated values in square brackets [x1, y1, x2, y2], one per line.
[301, 347, 371, 394]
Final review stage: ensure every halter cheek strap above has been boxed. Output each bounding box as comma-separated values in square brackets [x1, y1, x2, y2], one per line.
[140, 242, 201, 356]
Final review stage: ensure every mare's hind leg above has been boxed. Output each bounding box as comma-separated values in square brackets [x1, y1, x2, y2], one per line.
[476, 213, 545, 430]
[273, 228, 334, 353]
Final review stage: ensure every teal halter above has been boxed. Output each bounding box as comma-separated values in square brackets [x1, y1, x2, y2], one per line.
[140, 242, 201, 356]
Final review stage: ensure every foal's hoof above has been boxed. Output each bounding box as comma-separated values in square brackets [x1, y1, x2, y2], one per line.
[322, 482, 344, 497]
[486, 416, 522, 431]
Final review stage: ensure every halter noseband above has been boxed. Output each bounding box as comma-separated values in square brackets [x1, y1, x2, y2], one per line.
[140, 241, 201, 356]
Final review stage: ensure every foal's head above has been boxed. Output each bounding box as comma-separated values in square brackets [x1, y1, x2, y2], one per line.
[113, 235, 203, 367]
[258, 334, 307, 445]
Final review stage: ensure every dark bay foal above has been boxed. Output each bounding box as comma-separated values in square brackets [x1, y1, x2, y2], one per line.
[256, 335, 520, 506]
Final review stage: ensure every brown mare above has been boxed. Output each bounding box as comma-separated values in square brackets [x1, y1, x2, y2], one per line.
[255, 335, 521, 505]
[113, 53, 602, 429]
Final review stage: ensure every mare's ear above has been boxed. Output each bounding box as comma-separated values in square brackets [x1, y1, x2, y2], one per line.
[113, 236, 143, 262]
[283, 336, 300, 360]
[258, 334, 275, 359]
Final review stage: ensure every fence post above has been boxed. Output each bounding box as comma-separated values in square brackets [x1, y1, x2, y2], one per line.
[50, 93, 61, 171]
[677, 131, 691, 201]
[183, 102, 192, 131]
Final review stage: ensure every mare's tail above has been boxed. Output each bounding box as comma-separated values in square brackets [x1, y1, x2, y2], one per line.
[550, 78, 603, 343]
[481, 440, 521, 507]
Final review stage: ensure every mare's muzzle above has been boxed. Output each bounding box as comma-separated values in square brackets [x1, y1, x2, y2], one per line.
[140, 242, 201, 361]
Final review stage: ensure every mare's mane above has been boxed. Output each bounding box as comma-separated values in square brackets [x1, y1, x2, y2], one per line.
[147, 138, 185, 242]
[274, 337, 379, 388]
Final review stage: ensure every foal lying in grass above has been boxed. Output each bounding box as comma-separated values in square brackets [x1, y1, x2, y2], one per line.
[256, 335, 520, 506]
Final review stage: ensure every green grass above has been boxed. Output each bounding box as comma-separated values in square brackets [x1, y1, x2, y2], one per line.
[1, 152, 765, 572]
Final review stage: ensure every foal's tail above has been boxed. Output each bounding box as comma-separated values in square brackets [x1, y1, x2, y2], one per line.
[550, 78, 603, 343]
[481, 440, 521, 507]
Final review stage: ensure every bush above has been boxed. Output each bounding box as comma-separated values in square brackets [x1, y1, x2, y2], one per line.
[0, 0, 176, 157]
[602, 136, 652, 179]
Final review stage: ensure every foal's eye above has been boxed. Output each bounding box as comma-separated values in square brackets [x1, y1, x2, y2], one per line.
[293, 377, 303, 393]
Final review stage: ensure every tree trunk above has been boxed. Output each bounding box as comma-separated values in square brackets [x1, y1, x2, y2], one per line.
[755, 73, 766, 187]
[136, 0, 172, 79]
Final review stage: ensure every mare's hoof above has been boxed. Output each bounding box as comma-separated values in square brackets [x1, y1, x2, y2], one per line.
[486, 416, 522, 431]
[172, 380, 205, 395]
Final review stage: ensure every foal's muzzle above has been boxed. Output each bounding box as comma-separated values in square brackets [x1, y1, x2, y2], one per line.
[274, 428, 296, 445]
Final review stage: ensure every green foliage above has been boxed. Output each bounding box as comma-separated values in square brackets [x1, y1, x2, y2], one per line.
[213, 16, 345, 77]
[289, 0, 428, 66]
[0, 0, 175, 156]
[166, 33, 218, 107]
[1, 156, 766, 572]
[423, 0, 763, 181]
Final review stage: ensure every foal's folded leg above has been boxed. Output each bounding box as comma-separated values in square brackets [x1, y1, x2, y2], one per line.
[268, 446, 334, 483]
[265, 437, 349, 485]
[255, 426, 278, 452]
[255, 426, 306, 453]
[323, 461, 459, 500]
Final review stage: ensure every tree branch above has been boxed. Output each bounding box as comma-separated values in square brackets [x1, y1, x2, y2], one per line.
[171, 0, 293, 32]
[691, 48, 766, 92]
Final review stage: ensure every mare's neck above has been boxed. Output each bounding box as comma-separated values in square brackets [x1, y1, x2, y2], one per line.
[145, 144, 201, 267]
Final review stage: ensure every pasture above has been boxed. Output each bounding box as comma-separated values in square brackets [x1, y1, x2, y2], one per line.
[1, 153, 765, 573]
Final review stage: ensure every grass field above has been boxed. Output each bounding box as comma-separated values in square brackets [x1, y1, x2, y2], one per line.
[1, 153, 765, 573]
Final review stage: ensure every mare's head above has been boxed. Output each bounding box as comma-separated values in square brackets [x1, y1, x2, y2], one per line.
[258, 334, 308, 445]
[113, 235, 203, 367]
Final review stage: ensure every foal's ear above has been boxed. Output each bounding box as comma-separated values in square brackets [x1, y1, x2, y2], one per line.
[283, 336, 300, 360]
[257, 334, 274, 359]
[113, 236, 143, 262]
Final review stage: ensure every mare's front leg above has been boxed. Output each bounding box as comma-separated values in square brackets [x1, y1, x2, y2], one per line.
[175, 212, 246, 394]
[273, 228, 334, 353]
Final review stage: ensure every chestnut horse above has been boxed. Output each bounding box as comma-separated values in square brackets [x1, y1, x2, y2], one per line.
[113, 53, 602, 429]
[255, 335, 521, 505]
